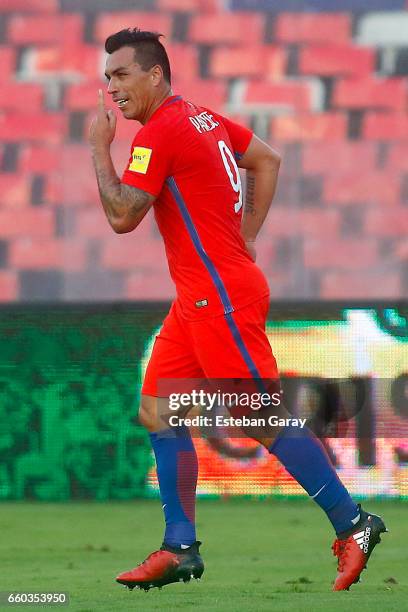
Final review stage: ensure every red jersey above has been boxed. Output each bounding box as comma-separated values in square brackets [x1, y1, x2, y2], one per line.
[121, 95, 269, 321]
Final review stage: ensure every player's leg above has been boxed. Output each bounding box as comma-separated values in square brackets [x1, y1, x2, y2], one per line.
[189, 296, 386, 589]
[116, 302, 204, 590]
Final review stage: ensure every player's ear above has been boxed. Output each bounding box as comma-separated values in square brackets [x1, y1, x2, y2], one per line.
[151, 64, 163, 86]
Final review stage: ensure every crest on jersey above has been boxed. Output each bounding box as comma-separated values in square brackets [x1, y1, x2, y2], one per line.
[129, 147, 152, 174]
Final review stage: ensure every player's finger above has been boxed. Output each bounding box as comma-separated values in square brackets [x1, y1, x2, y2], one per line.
[98, 89, 105, 112]
[107, 109, 117, 130]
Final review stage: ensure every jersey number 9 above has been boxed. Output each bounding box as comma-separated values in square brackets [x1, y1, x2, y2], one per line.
[218, 140, 243, 214]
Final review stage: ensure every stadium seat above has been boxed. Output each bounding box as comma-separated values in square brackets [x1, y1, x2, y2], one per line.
[302, 142, 377, 174]
[210, 46, 286, 79]
[321, 270, 400, 298]
[94, 13, 172, 43]
[387, 143, 408, 171]
[0, 114, 67, 143]
[0, 271, 17, 302]
[65, 81, 109, 111]
[357, 11, 408, 46]
[0, 209, 54, 238]
[304, 238, 378, 268]
[188, 13, 264, 45]
[44, 146, 99, 205]
[299, 44, 375, 76]
[333, 77, 406, 110]
[28, 44, 101, 80]
[8, 14, 83, 45]
[0, 46, 16, 81]
[366, 207, 408, 236]
[363, 112, 408, 139]
[9, 238, 87, 271]
[157, 0, 201, 10]
[244, 81, 312, 112]
[126, 272, 176, 300]
[102, 238, 167, 270]
[275, 13, 351, 44]
[0, 0, 57, 10]
[166, 44, 199, 81]
[272, 113, 347, 141]
[324, 170, 399, 205]
[0, 83, 43, 112]
[0, 175, 30, 208]
[171, 78, 228, 110]
[20, 145, 60, 174]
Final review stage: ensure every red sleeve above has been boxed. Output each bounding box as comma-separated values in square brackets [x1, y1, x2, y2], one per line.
[121, 124, 171, 197]
[212, 112, 253, 160]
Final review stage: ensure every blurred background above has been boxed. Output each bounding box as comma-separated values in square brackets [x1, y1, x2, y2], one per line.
[0, 0, 407, 502]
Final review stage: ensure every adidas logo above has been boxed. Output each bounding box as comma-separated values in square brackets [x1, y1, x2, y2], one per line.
[353, 526, 371, 554]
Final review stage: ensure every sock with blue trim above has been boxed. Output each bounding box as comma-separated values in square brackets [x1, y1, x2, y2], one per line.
[150, 425, 198, 547]
[269, 425, 360, 535]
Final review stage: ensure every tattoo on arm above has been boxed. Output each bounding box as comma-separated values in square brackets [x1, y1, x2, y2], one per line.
[121, 184, 151, 217]
[245, 175, 256, 216]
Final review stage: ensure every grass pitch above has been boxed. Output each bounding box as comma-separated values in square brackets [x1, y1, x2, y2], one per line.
[0, 499, 406, 611]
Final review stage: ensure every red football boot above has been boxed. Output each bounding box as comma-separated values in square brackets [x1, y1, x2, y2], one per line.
[116, 541, 204, 591]
[332, 507, 388, 591]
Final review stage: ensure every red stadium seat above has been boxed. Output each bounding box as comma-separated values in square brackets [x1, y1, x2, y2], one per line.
[304, 238, 378, 269]
[102, 237, 168, 270]
[29, 44, 101, 80]
[387, 143, 408, 171]
[0, 46, 16, 80]
[244, 81, 312, 112]
[0, 272, 17, 302]
[126, 272, 176, 300]
[210, 46, 286, 80]
[363, 112, 408, 139]
[0, 0, 57, 11]
[366, 207, 408, 236]
[0, 83, 43, 112]
[299, 44, 375, 77]
[189, 13, 264, 45]
[0, 175, 30, 208]
[302, 142, 377, 175]
[9, 238, 87, 271]
[20, 145, 60, 173]
[94, 13, 172, 43]
[0, 209, 54, 238]
[333, 77, 406, 110]
[44, 145, 99, 205]
[324, 170, 399, 205]
[321, 271, 400, 299]
[263, 208, 341, 238]
[172, 78, 228, 111]
[272, 113, 347, 141]
[166, 44, 199, 81]
[65, 81, 109, 111]
[8, 14, 83, 44]
[158, 0, 201, 10]
[0, 113, 67, 143]
[275, 13, 351, 44]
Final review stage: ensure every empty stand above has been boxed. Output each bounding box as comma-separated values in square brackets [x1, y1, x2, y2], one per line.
[275, 13, 351, 44]
[189, 13, 264, 45]
[210, 46, 286, 79]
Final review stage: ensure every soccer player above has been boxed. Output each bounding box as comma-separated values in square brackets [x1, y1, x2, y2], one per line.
[89, 28, 387, 592]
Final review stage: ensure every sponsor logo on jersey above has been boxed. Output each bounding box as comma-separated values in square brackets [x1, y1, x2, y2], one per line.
[128, 147, 152, 174]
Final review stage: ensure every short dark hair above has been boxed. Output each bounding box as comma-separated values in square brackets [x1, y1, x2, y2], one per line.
[105, 28, 171, 84]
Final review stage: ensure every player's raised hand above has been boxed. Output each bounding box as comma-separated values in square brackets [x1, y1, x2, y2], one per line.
[89, 89, 117, 149]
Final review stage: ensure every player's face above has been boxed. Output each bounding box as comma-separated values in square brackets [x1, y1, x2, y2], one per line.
[105, 46, 155, 122]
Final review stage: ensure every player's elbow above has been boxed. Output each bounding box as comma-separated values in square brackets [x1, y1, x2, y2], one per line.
[109, 216, 136, 234]
[264, 146, 281, 169]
